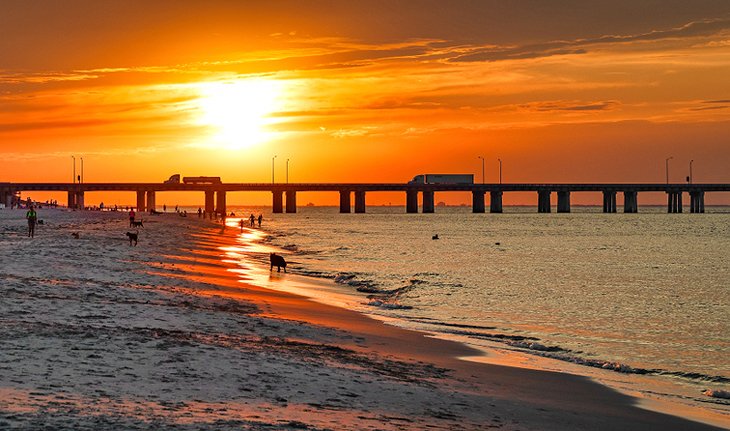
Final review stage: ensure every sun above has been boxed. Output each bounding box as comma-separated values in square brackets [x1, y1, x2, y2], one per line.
[196, 79, 284, 150]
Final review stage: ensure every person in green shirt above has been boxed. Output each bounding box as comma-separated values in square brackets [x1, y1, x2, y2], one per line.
[26, 206, 37, 238]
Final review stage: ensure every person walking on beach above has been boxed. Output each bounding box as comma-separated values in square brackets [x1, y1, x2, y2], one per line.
[26, 206, 38, 238]
[249, 213, 255, 228]
[239, 218, 245, 232]
[197, 207, 202, 218]
[129, 209, 136, 227]
[257, 214, 263, 228]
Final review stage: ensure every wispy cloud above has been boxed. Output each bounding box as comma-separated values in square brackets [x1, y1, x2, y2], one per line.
[450, 18, 730, 62]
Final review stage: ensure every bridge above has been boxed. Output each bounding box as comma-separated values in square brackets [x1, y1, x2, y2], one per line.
[1, 182, 729, 214]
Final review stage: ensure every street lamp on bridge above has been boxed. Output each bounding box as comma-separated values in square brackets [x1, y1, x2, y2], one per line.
[665, 156, 673, 184]
[689, 159, 694, 184]
[286, 158, 290, 184]
[71, 156, 76, 184]
[272, 155, 277, 184]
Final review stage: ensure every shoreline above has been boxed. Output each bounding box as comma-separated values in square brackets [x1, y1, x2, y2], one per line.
[204, 216, 728, 430]
[227, 213, 730, 426]
[0, 208, 727, 430]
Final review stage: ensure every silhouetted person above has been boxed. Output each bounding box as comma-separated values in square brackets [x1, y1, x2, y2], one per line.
[257, 214, 263, 228]
[163, 204, 167, 212]
[197, 207, 202, 218]
[249, 213, 255, 227]
[26, 206, 37, 238]
[129, 209, 136, 227]
[239, 218, 245, 232]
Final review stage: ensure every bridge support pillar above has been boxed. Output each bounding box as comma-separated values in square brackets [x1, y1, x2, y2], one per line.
[675, 192, 682, 213]
[422, 190, 435, 213]
[354, 191, 366, 213]
[472, 191, 485, 213]
[557, 191, 571, 213]
[285, 190, 297, 213]
[146, 191, 156, 213]
[76, 192, 85, 210]
[667, 191, 682, 213]
[204, 190, 215, 216]
[339, 190, 351, 213]
[272, 191, 283, 213]
[67, 191, 76, 209]
[406, 190, 419, 213]
[667, 191, 673, 213]
[602, 191, 617, 213]
[537, 190, 551, 213]
[136, 191, 146, 212]
[490, 191, 503, 213]
[690, 191, 705, 213]
[216, 190, 227, 216]
[699, 191, 705, 213]
[623, 191, 638, 213]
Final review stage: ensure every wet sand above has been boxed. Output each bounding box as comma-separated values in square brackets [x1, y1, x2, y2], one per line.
[0, 209, 726, 430]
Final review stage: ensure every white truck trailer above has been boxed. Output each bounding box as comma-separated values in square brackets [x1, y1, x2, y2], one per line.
[409, 174, 474, 184]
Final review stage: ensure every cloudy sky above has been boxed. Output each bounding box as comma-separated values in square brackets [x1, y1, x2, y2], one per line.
[1, 1, 729, 204]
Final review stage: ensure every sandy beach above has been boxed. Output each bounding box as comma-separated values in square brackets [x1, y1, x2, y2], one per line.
[0, 208, 726, 430]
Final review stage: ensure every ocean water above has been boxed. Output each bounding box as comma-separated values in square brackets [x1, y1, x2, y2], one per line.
[244, 205, 730, 415]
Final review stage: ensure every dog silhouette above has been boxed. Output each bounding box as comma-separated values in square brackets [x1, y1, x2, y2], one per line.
[269, 253, 287, 272]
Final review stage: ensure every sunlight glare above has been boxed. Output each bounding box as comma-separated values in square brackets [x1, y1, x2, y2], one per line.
[196, 79, 284, 150]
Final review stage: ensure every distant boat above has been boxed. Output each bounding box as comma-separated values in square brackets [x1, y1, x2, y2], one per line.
[306, 202, 315, 207]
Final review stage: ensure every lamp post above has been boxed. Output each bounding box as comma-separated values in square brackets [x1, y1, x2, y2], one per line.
[689, 159, 694, 184]
[498, 158, 502, 184]
[477, 156, 485, 184]
[72, 156, 76, 184]
[80, 157, 84, 183]
[286, 158, 290, 184]
[665, 156, 673, 184]
[272, 155, 277, 184]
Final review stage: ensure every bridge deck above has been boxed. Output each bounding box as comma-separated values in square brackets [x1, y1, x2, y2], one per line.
[3, 183, 730, 192]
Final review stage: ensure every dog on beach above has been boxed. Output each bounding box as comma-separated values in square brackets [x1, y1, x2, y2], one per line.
[130, 219, 144, 228]
[126, 231, 138, 246]
[270, 253, 287, 273]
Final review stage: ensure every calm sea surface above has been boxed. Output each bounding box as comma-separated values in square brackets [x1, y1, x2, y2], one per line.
[243, 205, 729, 415]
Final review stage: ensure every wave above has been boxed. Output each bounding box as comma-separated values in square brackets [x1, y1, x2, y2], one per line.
[702, 389, 730, 399]
[366, 299, 413, 310]
[466, 332, 730, 385]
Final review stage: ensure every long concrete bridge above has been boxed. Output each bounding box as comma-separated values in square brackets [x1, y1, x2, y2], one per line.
[1, 182, 729, 214]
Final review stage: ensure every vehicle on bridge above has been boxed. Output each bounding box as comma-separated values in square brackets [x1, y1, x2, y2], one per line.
[182, 176, 222, 185]
[409, 174, 474, 185]
[164, 174, 181, 184]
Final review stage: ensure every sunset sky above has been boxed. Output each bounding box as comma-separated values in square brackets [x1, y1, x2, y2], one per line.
[2, 1, 729, 205]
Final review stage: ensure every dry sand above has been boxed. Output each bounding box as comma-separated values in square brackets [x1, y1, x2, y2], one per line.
[0, 209, 726, 430]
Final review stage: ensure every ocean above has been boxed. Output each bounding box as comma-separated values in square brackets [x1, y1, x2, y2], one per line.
[235, 205, 730, 417]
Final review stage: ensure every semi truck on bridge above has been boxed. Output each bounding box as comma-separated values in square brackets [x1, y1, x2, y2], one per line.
[409, 174, 474, 184]
[163, 175, 222, 185]
[183, 176, 222, 185]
